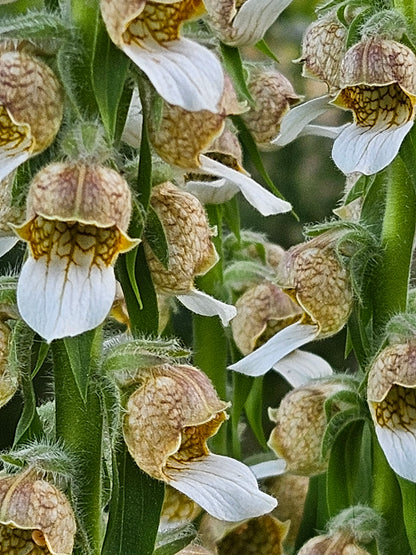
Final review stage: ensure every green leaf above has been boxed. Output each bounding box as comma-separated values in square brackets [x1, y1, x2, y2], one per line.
[154, 527, 197, 555]
[321, 407, 364, 459]
[222, 195, 241, 241]
[244, 377, 267, 450]
[63, 329, 101, 402]
[144, 206, 169, 269]
[0, 10, 69, 40]
[220, 43, 254, 106]
[31, 342, 50, 379]
[11, 322, 42, 446]
[102, 444, 164, 555]
[92, 13, 131, 140]
[231, 372, 254, 459]
[255, 39, 279, 62]
[398, 477, 416, 555]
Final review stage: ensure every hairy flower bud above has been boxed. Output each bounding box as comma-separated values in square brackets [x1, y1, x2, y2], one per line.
[123, 363, 276, 521]
[15, 162, 138, 342]
[0, 470, 76, 555]
[268, 380, 347, 475]
[298, 533, 371, 554]
[297, 12, 347, 90]
[144, 182, 218, 295]
[0, 50, 63, 181]
[241, 66, 300, 148]
[276, 231, 353, 338]
[231, 281, 302, 355]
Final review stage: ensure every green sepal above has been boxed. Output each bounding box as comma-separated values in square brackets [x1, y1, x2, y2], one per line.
[102, 444, 165, 555]
[10, 322, 43, 447]
[220, 43, 254, 106]
[346, 7, 374, 48]
[0, 0, 44, 17]
[91, 12, 131, 141]
[244, 376, 267, 450]
[144, 205, 169, 270]
[222, 195, 241, 242]
[224, 260, 274, 293]
[31, 342, 49, 379]
[154, 532, 197, 555]
[255, 39, 279, 62]
[0, 10, 69, 41]
[62, 328, 102, 403]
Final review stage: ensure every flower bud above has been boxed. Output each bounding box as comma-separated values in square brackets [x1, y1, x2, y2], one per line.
[268, 380, 347, 475]
[15, 162, 138, 342]
[241, 66, 300, 148]
[276, 231, 353, 338]
[0, 321, 17, 408]
[0, 470, 76, 555]
[367, 340, 416, 482]
[231, 280, 302, 355]
[297, 12, 347, 90]
[0, 50, 63, 180]
[176, 545, 214, 555]
[144, 182, 218, 295]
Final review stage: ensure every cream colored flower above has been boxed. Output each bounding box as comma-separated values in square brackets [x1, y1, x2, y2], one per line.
[123, 363, 277, 521]
[148, 84, 292, 216]
[144, 182, 236, 325]
[0, 321, 18, 409]
[0, 470, 76, 555]
[15, 162, 138, 342]
[0, 173, 24, 257]
[100, 0, 224, 112]
[0, 50, 63, 181]
[367, 340, 416, 482]
[229, 230, 353, 376]
[204, 0, 293, 46]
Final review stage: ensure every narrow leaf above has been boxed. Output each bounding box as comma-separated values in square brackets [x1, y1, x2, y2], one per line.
[63, 329, 100, 402]
[220, 43, 254, 106]
[245, 377, 267, 450]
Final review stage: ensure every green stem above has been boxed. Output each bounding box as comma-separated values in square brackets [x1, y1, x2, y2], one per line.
[371, 156, 416, 332]
[52, 334, 104, 554]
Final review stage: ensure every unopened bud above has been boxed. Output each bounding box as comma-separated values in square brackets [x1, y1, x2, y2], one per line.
[144, 182, 218, 295]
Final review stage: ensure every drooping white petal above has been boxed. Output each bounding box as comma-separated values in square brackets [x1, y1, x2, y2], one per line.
[369, 403, 416, 482]
[123, 38, 224, 112]
[0, 142, 31, 182]
[228, 321, 319, 376]
[168, 453, 277, 521]
[0, 236, 19, 257]
[332, 120, 413, 175]
[272, 95, 334, 147]
[17, 254, 116, 343]
[199, 155, 292, 216]
[231, 0, 293, 46]
[249, 459, 287, 480]
[184, 178, 239, 204]
[121, 88, 143, 148]
[273, 349, 333, 388]
[177, 289, 237, 326]
[300, 124, 345, 140]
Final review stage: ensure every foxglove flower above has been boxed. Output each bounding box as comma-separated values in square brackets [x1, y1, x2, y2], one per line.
[144, 182, 236, 325]
[123, 363, 277, 521]
[331, 37, 416, 175]
[0, 50, 63, 181]
[229, 230, 353, 376]
[148, 85, 292, 216]
[0, 470, 76, 555]
[268, 380, 348, 475]
[367, 340, 416, 482]
[100, 0, 224, 112]
[204, 0, 293, 46]
[15, 162, 138, 342]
